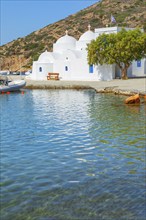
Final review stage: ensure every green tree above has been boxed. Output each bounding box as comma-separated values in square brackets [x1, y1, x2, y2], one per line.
[87, 28, 146, 79]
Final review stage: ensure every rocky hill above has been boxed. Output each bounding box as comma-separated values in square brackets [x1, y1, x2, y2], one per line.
[0, 0, 146, 72]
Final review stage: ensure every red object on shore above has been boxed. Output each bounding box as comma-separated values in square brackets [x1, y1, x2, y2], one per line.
[125, 94, 140, 104]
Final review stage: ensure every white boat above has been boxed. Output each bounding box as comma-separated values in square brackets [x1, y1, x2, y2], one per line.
[25, 70, 32, 75]
[0, 70, 10, 75]
[0, 76, 26, 92]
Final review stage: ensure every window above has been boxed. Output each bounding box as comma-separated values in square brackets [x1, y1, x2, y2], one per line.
[89, 65, 93, 73]
[39, 67, 42, 72]
[65, 66, 68, 71]
[137, 60, 141, 68]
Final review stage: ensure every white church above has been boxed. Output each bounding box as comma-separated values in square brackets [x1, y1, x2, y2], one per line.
[31, 26, 146, 81]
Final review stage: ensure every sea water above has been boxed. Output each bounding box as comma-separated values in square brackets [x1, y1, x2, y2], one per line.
[0, 90, 146, 220]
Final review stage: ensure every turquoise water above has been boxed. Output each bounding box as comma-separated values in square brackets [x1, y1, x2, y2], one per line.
[0, 90, 146, 220]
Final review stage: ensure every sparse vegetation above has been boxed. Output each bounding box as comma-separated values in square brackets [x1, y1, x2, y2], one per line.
[0, 0, 146, 71]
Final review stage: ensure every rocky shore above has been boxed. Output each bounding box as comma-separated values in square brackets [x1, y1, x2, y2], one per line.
[9, 75, 146, 96]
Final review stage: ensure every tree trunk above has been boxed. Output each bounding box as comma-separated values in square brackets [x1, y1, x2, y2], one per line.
[121, 67, 128, 80]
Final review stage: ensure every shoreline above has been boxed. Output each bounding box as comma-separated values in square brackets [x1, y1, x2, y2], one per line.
[9, 76, 146, 96]
[25, 78, 146, 97]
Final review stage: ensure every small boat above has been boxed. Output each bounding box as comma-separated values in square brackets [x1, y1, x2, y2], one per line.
[0, 70, 10, 75]
[0, 76, 26, 93]
[25, 70, 32, 76]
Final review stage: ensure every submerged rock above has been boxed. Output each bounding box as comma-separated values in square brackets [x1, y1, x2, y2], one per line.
[124, 94, 140, 104]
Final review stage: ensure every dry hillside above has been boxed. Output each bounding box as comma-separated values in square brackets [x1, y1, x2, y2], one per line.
[0, 0, 146, 71]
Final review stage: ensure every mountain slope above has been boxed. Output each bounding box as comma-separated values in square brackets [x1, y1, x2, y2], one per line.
[0, 0, 146, 71]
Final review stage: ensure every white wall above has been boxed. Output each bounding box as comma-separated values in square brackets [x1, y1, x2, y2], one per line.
[32, 62, 53, 80]
[94, 64, 115, 81]
[132, 59, 146, 77]
[53, 50, 114, 81]
[115, 64, 132, 78]
[31, 61, 38, 80]
[94, 26, 136, 37]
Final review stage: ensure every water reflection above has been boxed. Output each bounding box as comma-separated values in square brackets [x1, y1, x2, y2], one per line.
[1, 90, 145, 220]
[125, 103, 141, 114]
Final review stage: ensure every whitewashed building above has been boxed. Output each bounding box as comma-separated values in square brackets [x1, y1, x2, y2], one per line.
[31, 26, 146, 81]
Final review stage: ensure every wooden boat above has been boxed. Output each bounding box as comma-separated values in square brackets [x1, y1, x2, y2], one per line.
[0, 76, 26, 92]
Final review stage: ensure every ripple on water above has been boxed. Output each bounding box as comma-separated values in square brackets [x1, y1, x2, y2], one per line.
[1, 90, 145, 220]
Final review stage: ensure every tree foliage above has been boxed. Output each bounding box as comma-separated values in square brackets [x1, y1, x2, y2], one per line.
[87, 28, 146, 79]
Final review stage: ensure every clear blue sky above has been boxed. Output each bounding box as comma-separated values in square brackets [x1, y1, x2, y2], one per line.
[1, 0, 98, 46]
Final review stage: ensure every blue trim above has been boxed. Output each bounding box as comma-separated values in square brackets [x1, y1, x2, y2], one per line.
[137, 60, 141, 67]
[89, 65, 93, 73]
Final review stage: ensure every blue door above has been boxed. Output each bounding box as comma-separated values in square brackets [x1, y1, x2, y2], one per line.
[89, 65, 93, 73]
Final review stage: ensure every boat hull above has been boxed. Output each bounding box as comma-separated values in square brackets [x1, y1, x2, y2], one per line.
[0, 80, 26, 92]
